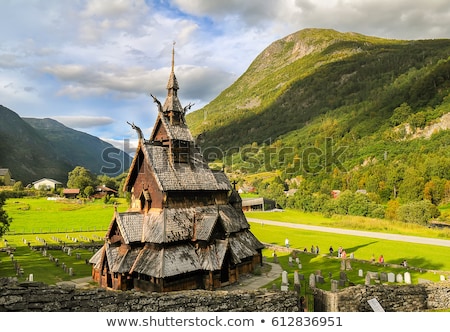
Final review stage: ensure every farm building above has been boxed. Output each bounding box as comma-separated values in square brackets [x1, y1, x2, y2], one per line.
[32, 178, 62, 191]
[89, 47, 264, 292]
[241, 197, 277, 212]
[62, 188, 80, 198]
[0, 168, 12, 186]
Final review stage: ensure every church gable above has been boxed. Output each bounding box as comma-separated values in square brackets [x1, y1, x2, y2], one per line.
[150, 116, 169, 142]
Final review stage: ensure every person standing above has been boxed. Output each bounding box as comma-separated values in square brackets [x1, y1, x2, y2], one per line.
[285, 238, 290, 248]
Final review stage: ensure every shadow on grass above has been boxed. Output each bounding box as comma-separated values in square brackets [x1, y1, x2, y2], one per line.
[340, 241, 379, 256]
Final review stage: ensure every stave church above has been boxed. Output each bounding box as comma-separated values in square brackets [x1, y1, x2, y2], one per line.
[89, 46, 264, 292]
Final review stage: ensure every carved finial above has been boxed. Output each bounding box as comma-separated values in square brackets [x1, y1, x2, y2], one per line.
[127, 121, 143, 140]
[150, 93, 163, 113]
[183, 102, 195, 113]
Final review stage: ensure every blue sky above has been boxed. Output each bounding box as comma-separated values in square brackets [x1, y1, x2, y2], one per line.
[1, 0, 450, 153]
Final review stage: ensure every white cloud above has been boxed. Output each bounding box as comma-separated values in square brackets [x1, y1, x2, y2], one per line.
[52, 115, 114, 128]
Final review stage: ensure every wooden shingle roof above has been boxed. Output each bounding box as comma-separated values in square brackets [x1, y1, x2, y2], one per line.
[109, 246, 141, 273]
[228, 231, 263, 264]
[140, 205, 250, 244]
[196, 239, 228, 271]
[141, 144, 230, 192]
[116, 212, 144, 244]
[130, 244, 202, 278]
[89, 246, 104, 268]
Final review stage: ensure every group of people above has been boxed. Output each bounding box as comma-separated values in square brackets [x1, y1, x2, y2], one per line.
[371, 254, 385, 263]
[329, 245, 348, 259]
[285, 239, 320, 255]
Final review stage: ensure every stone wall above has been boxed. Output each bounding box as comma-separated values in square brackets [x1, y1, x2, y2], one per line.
[0, 278, 300, 312]
[313, 281, 450, 312]
[2, 277, 450, 312]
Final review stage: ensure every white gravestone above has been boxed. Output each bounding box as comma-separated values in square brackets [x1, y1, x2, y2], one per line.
[387, 272, 395, 282]
[358, 269, 363, 277]
[309, 273, 316, 288]
[281, 271, 289, 291]
[367, 298, 385, 312]
[396, 273, 403, 283]
[404, 272, 411, 284]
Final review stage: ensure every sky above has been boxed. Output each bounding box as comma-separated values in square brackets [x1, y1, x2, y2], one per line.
[1, 0, 450, 153]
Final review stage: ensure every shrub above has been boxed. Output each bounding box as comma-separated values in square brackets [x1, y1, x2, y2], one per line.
[397, 200, 440, 225]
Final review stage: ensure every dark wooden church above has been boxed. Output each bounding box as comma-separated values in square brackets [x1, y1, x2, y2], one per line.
[89, 47, 264, 292]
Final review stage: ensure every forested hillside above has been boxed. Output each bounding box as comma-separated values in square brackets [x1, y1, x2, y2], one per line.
[0, 106, 131, 184]
[186, 28, 450, 223]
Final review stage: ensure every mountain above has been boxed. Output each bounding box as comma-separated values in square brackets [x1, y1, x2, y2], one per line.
[24, 118, 132, 179]
[186, 28, 450, 208]
[0, 105, 131, 185]
[187, 28, 450, 151]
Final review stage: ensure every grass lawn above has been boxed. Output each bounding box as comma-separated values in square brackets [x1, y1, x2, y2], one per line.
[4, 197, 128, 234]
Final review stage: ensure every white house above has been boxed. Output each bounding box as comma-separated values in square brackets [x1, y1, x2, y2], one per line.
[32, 178, 62, 190]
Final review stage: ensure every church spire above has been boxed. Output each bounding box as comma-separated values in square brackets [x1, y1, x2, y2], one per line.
[166, 42, 179, 92]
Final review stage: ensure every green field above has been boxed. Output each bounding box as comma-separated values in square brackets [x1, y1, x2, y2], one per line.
[1, 197, 449, 289]
[0, 197, 127, 284]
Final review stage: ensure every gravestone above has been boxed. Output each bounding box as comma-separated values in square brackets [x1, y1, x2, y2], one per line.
[69, 268, 73, 276]
[288, 257, 293, 267]
[309, 273, 316, 288]
[317, 275, 325, 284]
[331, 280, 338, 292]
[29, 274, 33, 282]
[294, 271, 300, 294]
[295, 257, 300, 264]
[273, 254, 278, 263]
[358, 269, 363, 277]
[404, 272, 411, 284]
[396, 273, 403, 283]
[440, 275, 446, 281]
[387, 272, 395, 282]
[367, 298, 385, 312]
[365, 273, 371, 286]
[339, 271, 347, 281]
[380, 272, 388, 282]
[298, 273, 304, 280]
[281, 271, 289, 291]
[340, 260, 346, 271]
[298, 263, 302, 269]
[345, 259, 352, 270]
